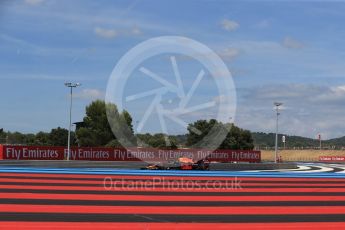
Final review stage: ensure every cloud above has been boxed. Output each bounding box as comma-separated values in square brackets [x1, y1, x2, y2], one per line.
[245, 84, 322, 100]
[221, 19, 239, 31]
[237, 84, 345, 139]
[94, 27, 117, 39]
[213, 94, 227, 104]
[244, 84, 345, 105]
[311, 85, 345, 103]
[169, 47, 240, 64]
[73, 89, 104, 100]
[282, 37, 304, 49]
[94, 26, 142, 39]
[24, 0, 45, 5]
[131, 26, 142, 35]
[218, 47, 241, 61]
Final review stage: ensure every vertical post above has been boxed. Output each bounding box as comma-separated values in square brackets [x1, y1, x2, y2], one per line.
[65, 82, 81, 161]
[319, 134, 322, 150]
[275, 107, 279, 163]
[67, 86, 73, 161]
[274, 102, 282, 163]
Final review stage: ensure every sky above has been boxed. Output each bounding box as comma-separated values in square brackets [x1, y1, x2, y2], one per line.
[0, 0, 345, 139]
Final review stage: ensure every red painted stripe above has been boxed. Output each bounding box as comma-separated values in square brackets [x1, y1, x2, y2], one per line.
[1, 178, 345, 187]
[1, 184, 345, 192]
[2, 172, 345, 182]
[1, 193, 345, 201]
[2, 204, 345, 215]
[0, 178, 345, 187]
[0, 178, 103, 184]
[0, 222, 345, 230]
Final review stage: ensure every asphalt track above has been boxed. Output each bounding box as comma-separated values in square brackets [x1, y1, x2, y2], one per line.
[1, 163, 345, 229]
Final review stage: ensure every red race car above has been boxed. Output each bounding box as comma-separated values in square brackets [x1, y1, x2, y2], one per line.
[143, 157, 210, 170]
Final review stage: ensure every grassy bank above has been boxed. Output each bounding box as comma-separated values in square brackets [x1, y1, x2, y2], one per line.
[261, 150, 345, 162]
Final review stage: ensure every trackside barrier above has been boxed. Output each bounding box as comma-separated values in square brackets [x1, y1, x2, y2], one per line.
[0, 145, 261, 163]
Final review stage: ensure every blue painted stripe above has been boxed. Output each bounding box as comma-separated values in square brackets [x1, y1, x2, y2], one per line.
[1, 167, 345, 178]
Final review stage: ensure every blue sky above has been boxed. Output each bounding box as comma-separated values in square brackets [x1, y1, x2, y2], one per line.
[1, 0, 345, 139]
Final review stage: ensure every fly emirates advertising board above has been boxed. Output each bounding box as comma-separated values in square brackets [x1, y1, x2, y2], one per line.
[0, 145, 261, 163]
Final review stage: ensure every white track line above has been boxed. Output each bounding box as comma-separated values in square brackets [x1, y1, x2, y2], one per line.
[241, 165, 311, 173]
[290, 165, 334, 173]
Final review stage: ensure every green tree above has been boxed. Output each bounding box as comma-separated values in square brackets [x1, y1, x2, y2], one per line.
[48, 127, 73, 146]
[186, 119, 254, 150]
[219, 125, 254, 150]
[121, 110, 133, 134]
[187, 119, 217, 147]
[34, 132, 50, 145]
[25, 134, 36, 145]
[7, 132, 23, 144]
[76, 100, 134, 147]
[0, 128, 6, 144]
[75, 127, 98, 147]
[136, 133, 177, 149]
[105, 139, 124, 148]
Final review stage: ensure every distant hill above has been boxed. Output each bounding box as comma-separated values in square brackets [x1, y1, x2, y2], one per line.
[168, 132, 345, 149]
[252, 132, 345, 149]
[326, 136, 345, 147]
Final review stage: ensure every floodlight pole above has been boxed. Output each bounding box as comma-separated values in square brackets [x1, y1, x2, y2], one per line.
[65, 82, 81, 161]
[274, 102, 283, 163]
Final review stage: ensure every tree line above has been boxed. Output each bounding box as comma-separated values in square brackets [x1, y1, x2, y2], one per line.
[0, 127, 73, 146]
[0, 100, 255, 150]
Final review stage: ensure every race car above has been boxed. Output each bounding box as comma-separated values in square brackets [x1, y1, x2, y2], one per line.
[142, 157, 210, 170]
